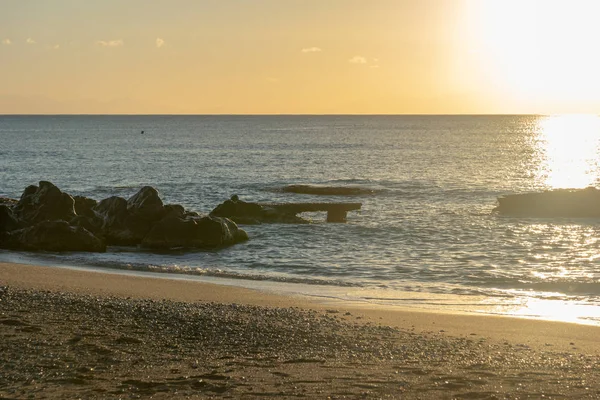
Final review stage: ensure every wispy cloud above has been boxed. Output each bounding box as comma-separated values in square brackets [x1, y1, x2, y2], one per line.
[348, 56, 367, 64]
[2, 38, 11, 45]
[301, 47, 322, 53]
[52, 44, 60, 50]
[97, 39, 124, 47]
[156, 38, 165, 48]
[26, 38, 36, 45]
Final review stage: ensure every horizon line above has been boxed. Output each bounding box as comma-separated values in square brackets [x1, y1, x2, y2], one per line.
[0, 113, 585, 117]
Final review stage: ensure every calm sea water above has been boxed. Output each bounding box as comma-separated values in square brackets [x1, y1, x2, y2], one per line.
[2, 115, 600, 324]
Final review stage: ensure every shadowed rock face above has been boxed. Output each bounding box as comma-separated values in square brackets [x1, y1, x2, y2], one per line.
[4, 220, 106, 252]
[127, 186, 165, 219]
[210, 196, 307, 224]
[0, 182, 248, 252]
[73, 196, 97, 219]
[494, 187, 600, 217]
[0, 205, 20, 233]
[93, 196, 130, 244]
[93, 187, 168, 246]
[13, 181, 76, 225]
[142, 215, 248, 249]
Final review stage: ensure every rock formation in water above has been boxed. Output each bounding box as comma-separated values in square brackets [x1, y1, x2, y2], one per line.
[278, 184, 377, 196]
[210, 195, 307, 224]
[494, 187, 600, 217]
[210, 195, 362, 224]
[0, 181, 248, 252]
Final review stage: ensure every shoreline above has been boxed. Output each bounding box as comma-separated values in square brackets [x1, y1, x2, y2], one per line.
[2, 262, 600, 398]
[1, 262, 599, 353]
[5, 252, 600, 328]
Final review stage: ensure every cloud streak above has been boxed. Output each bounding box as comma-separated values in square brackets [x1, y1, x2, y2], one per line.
[348, 56, 367, 64]
[156, 38, 165, 48]
[301, 47, 322, 53]
[26, 38, 36, 44]
[2, 38, 11, 45]
[97, 39, 124, 47]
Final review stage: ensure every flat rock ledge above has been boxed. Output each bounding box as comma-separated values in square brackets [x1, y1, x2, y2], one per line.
[277, 184, 378, 196]
[495, 187, 600, 217]
[210, 195, 361, 224]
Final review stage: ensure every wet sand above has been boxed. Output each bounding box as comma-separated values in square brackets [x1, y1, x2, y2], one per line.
[1, 262, 599, 399]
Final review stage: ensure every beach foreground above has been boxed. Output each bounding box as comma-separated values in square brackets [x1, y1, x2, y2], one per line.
[1, 263, 599, 399]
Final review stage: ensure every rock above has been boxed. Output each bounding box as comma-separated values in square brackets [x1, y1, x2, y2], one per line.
[92, 187, 168, 245]
[0, 205, 21, 233]
[195, 215, 248, 247]
[211, 195, 306, 224]
[93, 196, 132, 244]
[73, 196, 98, 219]
[13, 181, 76, 225]
[210, 196, 361, 224]
[127, 186, 165, 219]
[123, 186, 167, 241]
[494, 187, 600, 217]
[210, 196, 266, 224]
[69, 215, 103, 237]
[2, 220, 106, 252]
[140, 214, 196, 249]
[141, 214, 248, 250]
[2, 182, 250, 252]
[163, 204, 185, 218]
[70, 196, 104, 236]
[0, 197, 18, 207]
[280, 185, 377, 196]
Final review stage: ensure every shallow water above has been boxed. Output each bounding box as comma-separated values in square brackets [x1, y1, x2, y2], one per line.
[2, 114, 600, 324]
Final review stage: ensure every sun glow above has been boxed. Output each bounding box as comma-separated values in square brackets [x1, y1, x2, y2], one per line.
[535, 115, 600, 188]
[472, 0, 600, 112]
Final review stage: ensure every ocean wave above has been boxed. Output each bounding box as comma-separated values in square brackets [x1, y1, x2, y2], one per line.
[28, 256, 363, 288]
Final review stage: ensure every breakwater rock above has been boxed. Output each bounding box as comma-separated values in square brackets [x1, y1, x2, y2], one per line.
[211, 195, 361, 224]
[494, 187, 600, 217]
[278, 184, 377, 196]
[210, 195, 307, 224]
[0, 181, 248, 252]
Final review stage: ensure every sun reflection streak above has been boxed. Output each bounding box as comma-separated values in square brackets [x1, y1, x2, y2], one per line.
[494, 297, 600, 326]
[535, 115, 600, 189]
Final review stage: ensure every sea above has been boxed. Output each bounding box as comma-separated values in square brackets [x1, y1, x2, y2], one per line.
[2, 114, 600, 325]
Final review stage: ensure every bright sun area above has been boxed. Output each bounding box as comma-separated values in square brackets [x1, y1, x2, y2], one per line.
[467, 0, 600, 113]
[0, 0, 599, 114]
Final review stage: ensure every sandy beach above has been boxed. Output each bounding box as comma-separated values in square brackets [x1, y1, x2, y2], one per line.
[1, 262, 599, 399]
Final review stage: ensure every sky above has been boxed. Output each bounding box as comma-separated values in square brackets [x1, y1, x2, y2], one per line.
[1, 0, 600, 114]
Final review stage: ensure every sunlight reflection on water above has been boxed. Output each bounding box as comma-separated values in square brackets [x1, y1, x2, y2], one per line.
[536, 114, 600, 189]
[492, 296, 600, 326]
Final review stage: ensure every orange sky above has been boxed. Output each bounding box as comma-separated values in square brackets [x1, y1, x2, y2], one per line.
[1, 0, 599, 114]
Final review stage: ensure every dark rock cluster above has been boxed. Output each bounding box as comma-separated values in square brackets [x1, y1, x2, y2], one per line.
[0, 181, 248, 252]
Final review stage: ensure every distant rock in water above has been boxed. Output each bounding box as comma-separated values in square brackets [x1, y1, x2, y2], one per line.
[0, 181, 248, 253]
[279, 185, 377, 196]
[211, 195, 307, 224]
[494, 187, 600, 217]
[211, 195, 361, 224]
